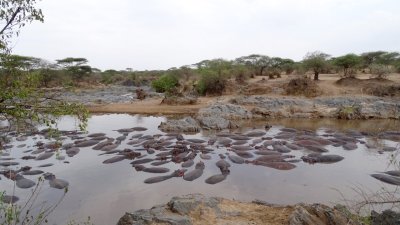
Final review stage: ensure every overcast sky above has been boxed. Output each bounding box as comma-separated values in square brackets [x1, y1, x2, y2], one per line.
[11, 0, 400, 70]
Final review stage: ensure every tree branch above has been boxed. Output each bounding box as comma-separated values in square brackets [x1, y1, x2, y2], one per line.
[0, 7, 22, 35]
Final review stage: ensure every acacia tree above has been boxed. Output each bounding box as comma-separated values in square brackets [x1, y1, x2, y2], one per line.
[56, 57, 92, 80]
[235, 54, 271, 76]
[333, 54, 362, 77]
[0, 0, 88, 137]
[302, 51, 330, 80]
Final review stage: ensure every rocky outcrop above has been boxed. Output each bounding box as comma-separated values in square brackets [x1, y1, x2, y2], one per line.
[196, 103, 252, 130]
[158, 117, 200, 133]
[117, 194, 360, 225]
[232, 96, 400, 119]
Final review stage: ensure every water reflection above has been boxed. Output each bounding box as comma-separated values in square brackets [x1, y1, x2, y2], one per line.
[0, 114, 399, 225]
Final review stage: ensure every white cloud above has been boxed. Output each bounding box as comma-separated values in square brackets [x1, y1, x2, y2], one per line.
[10, 0, 400, 70]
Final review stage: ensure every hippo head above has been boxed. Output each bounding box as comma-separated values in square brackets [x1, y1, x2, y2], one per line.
[134, 165, 145, 171]
[195, 161, 205, 170]
[172, 169, 186, 177]
[43, 172, 56, 180]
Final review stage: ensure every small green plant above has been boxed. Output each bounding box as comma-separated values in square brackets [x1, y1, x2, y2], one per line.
[151, 73, 179, 93]
[0, 176, 68, 225]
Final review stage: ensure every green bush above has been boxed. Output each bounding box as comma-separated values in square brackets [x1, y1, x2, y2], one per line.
[151, 73, 179, 93]
[196, 71, 227, 96]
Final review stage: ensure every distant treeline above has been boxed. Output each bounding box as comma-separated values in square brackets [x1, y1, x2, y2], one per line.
[0, 51, 399, 94]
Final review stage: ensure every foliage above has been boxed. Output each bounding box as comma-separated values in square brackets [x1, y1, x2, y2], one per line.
[0, 0, 44, 52]
[56, 57, 92, 81]
[333, 54, 362, 77]
[302, 51, 330, 80]
[234, 54, 270, 76]
[369, 63, 393, 79]
[196, 70, 227, 96]
[285, 77, 321, 97]
[396, 61, 400, 73]
[151, 73, 179, 93]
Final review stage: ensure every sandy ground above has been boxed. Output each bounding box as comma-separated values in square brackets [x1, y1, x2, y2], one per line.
[88, 97, 215, 115]
[88, 73, 400, 115]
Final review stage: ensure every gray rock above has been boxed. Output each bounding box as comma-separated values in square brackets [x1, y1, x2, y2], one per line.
[197, 103, 251, 130]
[158, 117, 200, 133]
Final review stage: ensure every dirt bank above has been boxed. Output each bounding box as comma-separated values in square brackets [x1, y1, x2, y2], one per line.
[87, 97, 214, 115]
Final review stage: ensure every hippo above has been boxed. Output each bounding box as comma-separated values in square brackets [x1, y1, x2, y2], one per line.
[183, 162, 205, 181]
[1, 195, 19, 204]
[100, 144, 119, 151]
[35, 152, 54, 161]
[272, 145, 291, 153]
[74, 140, 99, 147]
[303, 145, 328, 153]
[22, 170, 44, 175]
[384, 170, 400, 177]
[38, 163, 54, 167]
[0, 161, 19, 166]
[382, 147, 397, 152]
[144, 169, 186, 184]
[87, 133, 106, 138]
[151, 160, 170, 166]
[134, 165, 170, 173]
[253, 150, 281, 156]
[205, 174, 227, 184]
[15, 175, 36, 189]
[130, 158, 154, 165]
[253, 161, 296, 170]
[116, 135, 127, 141]
[103, 155, 126, 164]
[284, 143, 302, 150]
[301, 154, 344, 164]
[187, 139, 206, 144]
[231, 146, 253, 151]
[90, 136, 107, 141]
[371, 174, 400, 186]
[232, 140, 248, 145]
[255, 155, 288, 162]
[233, 151, 253, 159]
[230, 135, 251, 141]
[245, 131, 266, 137]
[92, 140, 114, 150]
[280, 128, 297, 133]
[343, 143, 358, 150]
[200, 154, 212, 161]
[228, 154, 245, 164]
[216, 157, 231, 174]
[182, 159, 194, 168]
[132, 127, 148, 131]
[66, 147, 80, 157]
[44, 173, 69, 189]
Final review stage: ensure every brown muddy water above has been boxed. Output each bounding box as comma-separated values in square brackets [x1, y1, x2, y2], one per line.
[1, 114, 400, 225]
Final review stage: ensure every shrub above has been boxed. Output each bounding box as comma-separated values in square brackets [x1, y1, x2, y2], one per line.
[151, 73, 179, 93]
[285, 77, 321, 97]
[369, 64, 392, 79]
[196, 71, 227, 96]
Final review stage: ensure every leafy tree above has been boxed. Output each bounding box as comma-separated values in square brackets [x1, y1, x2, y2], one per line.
[151, 73, 179, 93]
[333, 54, 362, 77]
[375, 52, 400, 65]
[0, 0, 88, 139]
[361, 51, 387, 67]
[56, 57, 92, 80]
[302, 51, 330, 80]
[235, 54, 271, 76]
